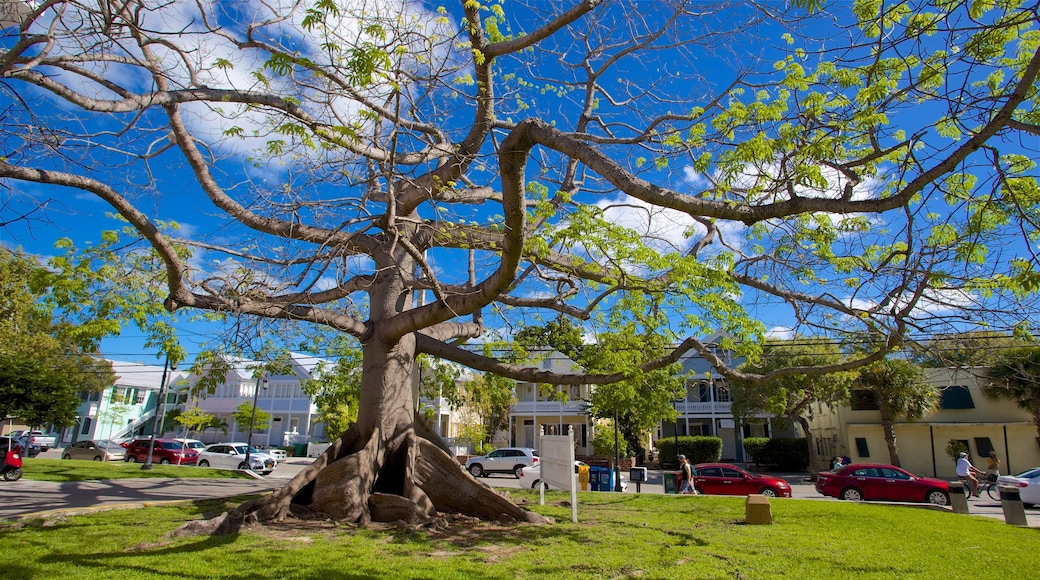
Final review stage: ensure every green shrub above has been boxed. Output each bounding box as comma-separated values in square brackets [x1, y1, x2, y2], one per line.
[656, 436, 722, 465]
[742, 437, 770, 464]
[945, 439, 969, 461]
[749, 437, 809, 470]
[591, 428, 634, 458]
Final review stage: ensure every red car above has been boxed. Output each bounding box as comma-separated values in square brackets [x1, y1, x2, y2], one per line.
[122, 438, 199, 465]
[815, 463, 950, 505]
[693, 463, 793, 497]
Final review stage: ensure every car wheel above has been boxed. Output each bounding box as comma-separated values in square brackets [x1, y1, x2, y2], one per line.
[159, 458, 171, 465]
[531, 479, 545, 490]
[198, 460, 210, 467]
[238, 462, 250, 470]
[695, 487, 705, 495]
[759, 487, 779, 498]
[62, 454, 71, 460]
[93, 456, 102, 461]
[468, 464, 484, 477]
[1022, 502, 1035, 508]
[513, 465, 525, 479]
[840, 487, 863, 501]
[125, 455, 137, 463]
[926, 489, 950, 506]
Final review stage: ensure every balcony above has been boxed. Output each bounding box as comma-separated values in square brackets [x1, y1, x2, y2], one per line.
[511, 400, 590, 415]
[674, 401, 733, 415]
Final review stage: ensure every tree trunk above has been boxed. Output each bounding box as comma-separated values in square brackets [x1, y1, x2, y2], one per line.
[184, 335, 546, 534]
[879, 409, 900, 467]
[794, 415, 819, 481]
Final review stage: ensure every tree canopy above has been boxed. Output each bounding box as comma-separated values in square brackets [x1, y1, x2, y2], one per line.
[0, 248, 114, 428]
[1, 0, 1038, 526]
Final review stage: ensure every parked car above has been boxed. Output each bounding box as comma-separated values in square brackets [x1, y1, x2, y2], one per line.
[61, 439, 125, 461]
[465, 447, 539, 478]
[172, 438, 206, 451]
[520, 460, 629, 491]
[266, 447, 288, 462]
[693, 463, 792, 498]
[197, 443, 277, 474]
[0, 436, 41, 458]
[123, 438, 200, 465]
[10, 430, 56, 452]
[996, 467, 1040, 507]
[815, 463, 950, 505]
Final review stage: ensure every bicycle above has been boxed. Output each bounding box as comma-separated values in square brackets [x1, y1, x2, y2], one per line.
[961, 474, 1000, 501]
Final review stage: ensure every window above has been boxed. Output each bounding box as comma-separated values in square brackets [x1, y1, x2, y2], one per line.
[698, 467, 723, 477]
[855, 437, 870, 457]
[974, 437, 994, 457]
[851, 466, 878, 477]
[939, 385, 975, 409]
[135, 389, 147, 405]
[80, 417, 92, 435]
[880, 467, 911, 480]
[719, 467, 743, 477]
[715, 383, 731, 402]
[850, 390, 879, 410]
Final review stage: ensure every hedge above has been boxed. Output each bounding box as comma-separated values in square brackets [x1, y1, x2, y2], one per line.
[656, 436, 722, 466]
[745, 437, 809, 471]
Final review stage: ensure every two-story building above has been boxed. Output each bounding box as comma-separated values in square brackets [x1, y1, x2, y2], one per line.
[506, 350, 594, 455]
[181, 353, 329, 447]
[809, 366, 1040, 478]
[65, 360, 185, 444]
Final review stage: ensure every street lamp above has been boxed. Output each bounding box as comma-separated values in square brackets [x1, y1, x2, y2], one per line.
[245, 374, 268, 468]
[142, 356, 176, 471]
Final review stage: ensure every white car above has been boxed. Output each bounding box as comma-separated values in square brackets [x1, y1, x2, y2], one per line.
[197, 442, 277, 474]
[520, 460, 628, 492]
[266, 448, 287, 462]
[997, 467, 1040, 507]
[172, 438, 206, 451]
[465, 447, 539, 478]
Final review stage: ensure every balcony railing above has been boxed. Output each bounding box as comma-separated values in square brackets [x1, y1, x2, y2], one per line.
[511, 400, 590, 415]
[673, 401, 733, 414]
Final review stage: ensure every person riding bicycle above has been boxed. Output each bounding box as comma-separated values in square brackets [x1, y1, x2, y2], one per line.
[956, 452, 985, 496]
[985, 452, 1000, 483]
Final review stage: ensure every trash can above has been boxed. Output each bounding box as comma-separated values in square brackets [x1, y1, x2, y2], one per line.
[663, 471, 679, 494]
[589, 466, 602, 491]
[293, 443, 307, 457]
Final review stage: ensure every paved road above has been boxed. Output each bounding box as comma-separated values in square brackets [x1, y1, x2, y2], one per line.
[4, 451, 1036, 527]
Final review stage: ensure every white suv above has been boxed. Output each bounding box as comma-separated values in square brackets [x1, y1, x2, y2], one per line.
[465, 447, 539, 478]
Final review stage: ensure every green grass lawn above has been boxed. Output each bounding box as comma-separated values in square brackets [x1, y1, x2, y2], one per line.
[19, 458, 251, 482]
[1, 489, 1036, 579]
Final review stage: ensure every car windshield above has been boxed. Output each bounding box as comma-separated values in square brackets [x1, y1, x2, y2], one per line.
[160, 442, 189, 450]
[1013, 468, 1040, 479]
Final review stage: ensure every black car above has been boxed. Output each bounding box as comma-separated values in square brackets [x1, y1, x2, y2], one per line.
[0, 436, 41, 458]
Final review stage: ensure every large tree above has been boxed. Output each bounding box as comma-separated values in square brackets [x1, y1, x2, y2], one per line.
[732, 337, 857, 479]
[1, 1, 1038, 528]
[986, 346, 1040, 439]
[0, 249, 114, 428]
[852, 358, 937, 467]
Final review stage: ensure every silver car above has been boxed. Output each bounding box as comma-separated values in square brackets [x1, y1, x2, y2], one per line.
[61, 440, 126, 461]
[465, 447, 540, 478]
[197, 443, 277, 474]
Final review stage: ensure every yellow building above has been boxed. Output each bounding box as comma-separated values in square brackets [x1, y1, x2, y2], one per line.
[809, 367, 1040, 478]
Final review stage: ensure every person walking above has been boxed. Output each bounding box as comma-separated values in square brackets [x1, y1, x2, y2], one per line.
[678, 454, 697, 494]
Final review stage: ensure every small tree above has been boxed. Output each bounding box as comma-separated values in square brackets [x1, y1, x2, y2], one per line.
[853, 358, 937, 467]
[175, 407, 216, 438]
[233, 402, 272, 435]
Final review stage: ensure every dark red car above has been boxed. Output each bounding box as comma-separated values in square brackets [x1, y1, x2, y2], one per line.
[122, 438, 199, 465]
[815, 463, 950, 505]
[693, 463, 793, 497]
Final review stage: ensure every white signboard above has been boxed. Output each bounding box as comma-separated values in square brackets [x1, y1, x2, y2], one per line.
[539, 425, 578, 522]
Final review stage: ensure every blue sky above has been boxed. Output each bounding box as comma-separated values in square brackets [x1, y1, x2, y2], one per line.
[2, 1, 1037, 367]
